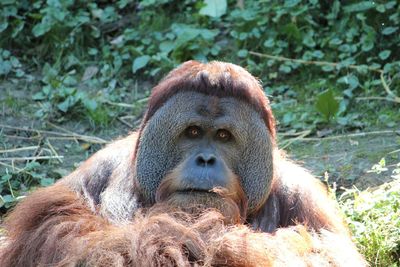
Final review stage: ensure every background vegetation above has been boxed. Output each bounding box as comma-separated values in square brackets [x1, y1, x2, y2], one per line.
[0, 0, 399, 265]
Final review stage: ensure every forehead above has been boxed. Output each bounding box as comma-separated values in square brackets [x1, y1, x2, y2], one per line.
[161, 91, 259, 123]
[146, 91, 270, 143]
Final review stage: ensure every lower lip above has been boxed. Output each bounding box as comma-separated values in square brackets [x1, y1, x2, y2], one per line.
[175, 189, 213, 194]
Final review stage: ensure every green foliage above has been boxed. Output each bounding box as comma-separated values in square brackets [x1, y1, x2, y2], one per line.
[31, 64, 113, 125]
[1, 0, 399, 132]
[341, 184, 400, 266]
[199, 0, 227, 18]
[0, 49, 24, 77]
[315, 89, 339, 122]
[340, 160, 400, 266]
[0, 162, 55, 209]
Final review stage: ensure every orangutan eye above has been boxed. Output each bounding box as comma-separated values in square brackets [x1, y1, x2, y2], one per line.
[216, 129, 232, 142]
[185, 126, 202, 139]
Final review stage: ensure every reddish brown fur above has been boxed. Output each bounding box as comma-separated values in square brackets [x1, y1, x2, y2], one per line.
[1, 185, 363, 267]
[271, 157, 349, 234]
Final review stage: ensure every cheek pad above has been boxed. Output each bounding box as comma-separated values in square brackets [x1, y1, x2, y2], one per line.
[135, 97, 190, 203]
[235, 116, 273, 212]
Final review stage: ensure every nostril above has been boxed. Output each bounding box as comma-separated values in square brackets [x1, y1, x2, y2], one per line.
[207, 156, 216, 166]
[195, 154, 216, 167]
[196, 156, 206, 167]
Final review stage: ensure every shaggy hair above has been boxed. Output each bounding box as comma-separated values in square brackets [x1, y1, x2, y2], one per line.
[1, 185, 363, 267]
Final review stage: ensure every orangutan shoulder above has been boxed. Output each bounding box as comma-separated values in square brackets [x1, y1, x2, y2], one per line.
[58, 132, 138, 202]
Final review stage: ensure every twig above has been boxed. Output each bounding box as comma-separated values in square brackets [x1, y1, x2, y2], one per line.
[45, 136, 90, 141]
[355, 97, 399, 102]
[46, 122, 79, 144]
[278, 130, 311, 137]
[279, 130, 311, 149]
[0, 161, 24, 172]
[0, 156, 64, 161]
[119, 115, 142, 128]
[3, 134, 41, 140]
[46, 140, 63, 163]
[104, 97, 148, 108]
[104, 100, 136, 108]
[137, 97, 149, 104]
[249, 51, 400, 103]
[0, 124, 108, 144]
[47, 122, 75, 134]
[117, 117, 134, 128]
[32, 137, 44, 158]
[298, 130, 399, 141]
[249, 51, 382, 73]
[380, 72, 400, 103]
[0, 146, 39, 154]
[388, 149, 400, 155]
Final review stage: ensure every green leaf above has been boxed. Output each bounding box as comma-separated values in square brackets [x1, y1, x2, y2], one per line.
[83, 99, 97, 111]
[302, 31, 315, 48]
[57, 96, 77, 112]
[263, 38, 275, 48]
[159, 41, 175, 54]
[237, 49, 248, 58]
[344, 1, 374, 13]
[132, 55, 150, 73]
[322, 65, 335, 72]
[88, 48, 98, 55]
[0, 0, 16, 4]
[0, 60, 12, 75]
[385, 1, 396, 9]
[282, 23, 301, 41]
[139, 0, 170, 7]
[1, 174, 12, 183]
[25, 161, 40, 170]
[40, 177, 55, 187]
[0, 21, 8, 32]
[32, 22, 52, 37]
[329, 37, 342, 46]
[315, 89, 339, 122]
[338, 74, 359, 90]
[312, 50, 324, 59]
[2, 50, 10, 58]
[379, 50, 391, 60]
[375, 4, 385, 13]
[32, 91, 46, 100]
[2, 194, 15, 203]
[284, 0, 301, 8]
[279, 64, 291, 73]
[382, 27, 398, 35]
[199, 0, 227, 18]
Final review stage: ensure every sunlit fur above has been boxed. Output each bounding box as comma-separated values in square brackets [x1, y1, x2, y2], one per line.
[1, 184, 364, 267]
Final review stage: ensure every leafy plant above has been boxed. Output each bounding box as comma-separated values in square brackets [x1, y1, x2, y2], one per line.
[30, 64, 115, 125]
[340, 181, 400, 266]
[0, 162, 55, 209]
[0, 49, 24, 77]
[340, 158, 400, 266]
[315, 89, 339, 122]
[199, 0, 227, 18]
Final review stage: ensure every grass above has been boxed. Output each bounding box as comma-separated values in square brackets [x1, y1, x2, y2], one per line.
[340, 178, 400, 266]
